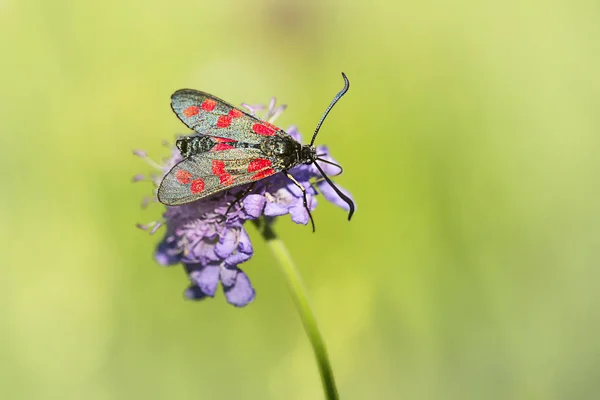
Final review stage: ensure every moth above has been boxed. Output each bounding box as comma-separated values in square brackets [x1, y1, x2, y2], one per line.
[158, 73, 354, 230]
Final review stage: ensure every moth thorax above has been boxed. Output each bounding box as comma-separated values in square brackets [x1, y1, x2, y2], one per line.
[262, 136, 296, 157]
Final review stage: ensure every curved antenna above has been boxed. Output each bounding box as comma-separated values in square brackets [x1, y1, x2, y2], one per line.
[309, 72, 350, 146]
[313, 161, 355, 221]
[316, 157, 344, 175]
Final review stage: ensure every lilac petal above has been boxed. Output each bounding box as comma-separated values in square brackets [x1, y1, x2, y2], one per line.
[149, 222, 162, 235]
[287, 164, 312, 183]
[132, 149, 148, 158]
[215, 228, 237, 259]
[187, 264, 220, 297]
[224, 249, 252, 266]
[267, 97, 277, 114]
[241, 103, 265, 115]
[219, 266, 237, 287]
[154, 238, 181, 266]
[183, 240, 220, 264]
[307, 194, 317, 211]
[265, 187, 301, 214]
[288, 193, 316, 224]
[238, 228, 253, 254]
[204, 242, 221, 261]
[264, 201, 290, 216]
[314, 149, 344, 177]
[224, 229, 253, 266]
[243, 194, 266, 218]
[289, 204, 309, 224]
[201, 224, 219, 240]
[286, 181, 306, 198]
[269, 104, 287, 122]
[306, 184, 318, 196]
[184, 285, 209, 301]
[222, 269, 256, 307]
[317, 181, 354, 211]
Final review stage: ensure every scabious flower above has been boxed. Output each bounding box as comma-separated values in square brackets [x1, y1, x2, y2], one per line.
[135, 98, 353, 307]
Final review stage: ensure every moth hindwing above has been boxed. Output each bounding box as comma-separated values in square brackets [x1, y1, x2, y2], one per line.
[158, 148, 282, 205]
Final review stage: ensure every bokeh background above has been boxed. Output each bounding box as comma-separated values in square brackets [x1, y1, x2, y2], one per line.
[1, 0, 599, 399]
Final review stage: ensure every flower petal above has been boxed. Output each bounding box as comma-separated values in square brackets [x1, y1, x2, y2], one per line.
[237, 228, 253, 254]
[264, 201, 290, 216]
[289, 204, 309, 225]
[317, 181, 354, 211]
[224, 229, 253, 266]
[312, 146, 345, 177]
[243, 194, 266, 218]
[222, 268, 256, 307]
[285, 166, 312, 188]
[215, 228, 237, 259]
[154, 237, 181, 266]
[224, 250, 252, 266]
[187, 263, 220, 297]
[219, 266, 237, 287]
[184, 285, 209, 301]
[286, 181, 306, 198]
[183, 240, 220, 264]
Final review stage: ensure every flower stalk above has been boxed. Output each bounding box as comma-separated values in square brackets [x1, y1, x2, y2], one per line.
[255, 219, 339, 400]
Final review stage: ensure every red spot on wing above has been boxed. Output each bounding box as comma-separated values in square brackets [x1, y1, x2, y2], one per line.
[211, 159, 235, 184]
[175, 169, 192, 184]
[251, 168, 276, 181]
[201, 99, 216, 111]
[248, 158, 273, 172]
[212, 160, 226, 176]
[217, 115, 232, 128]
[183, 106, 200, 117]
[214, 137, 236, 143]
[252, 123, 276, 136]
[190, 178, 205, 194]
[220, 173, 235, 185]
[229, 109, 243, 118]
[213, 143, 235, 151]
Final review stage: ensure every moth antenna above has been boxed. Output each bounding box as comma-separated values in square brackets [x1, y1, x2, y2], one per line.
[313, 162, 355, 221]
[309, 72, 350, 146]
[316, 157, 344, 175]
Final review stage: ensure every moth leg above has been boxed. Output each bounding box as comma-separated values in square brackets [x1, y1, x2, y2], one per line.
[225, 182, 257, 216]
[285, 171, 315, 232]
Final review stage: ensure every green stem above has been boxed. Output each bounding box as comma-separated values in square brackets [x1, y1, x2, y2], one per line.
[256, 220, 339, 400]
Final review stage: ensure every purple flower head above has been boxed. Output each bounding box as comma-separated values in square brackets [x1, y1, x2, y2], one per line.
[135, 97, 354, 307]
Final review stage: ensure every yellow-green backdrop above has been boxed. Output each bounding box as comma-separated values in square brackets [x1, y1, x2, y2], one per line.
[1, 0, 599, 399]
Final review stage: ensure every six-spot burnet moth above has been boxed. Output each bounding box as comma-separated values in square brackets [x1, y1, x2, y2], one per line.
[157, 73, 355, 231]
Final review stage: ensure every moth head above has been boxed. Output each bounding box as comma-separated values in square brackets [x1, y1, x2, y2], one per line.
[264, 136, 297, 157]
[302, 145, 317, 164]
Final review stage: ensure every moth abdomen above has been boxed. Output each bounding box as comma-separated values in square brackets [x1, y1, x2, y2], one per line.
[176, 135, 216, 158]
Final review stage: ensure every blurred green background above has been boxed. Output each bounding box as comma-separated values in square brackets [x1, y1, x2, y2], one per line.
[1, 0, 599, 399]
